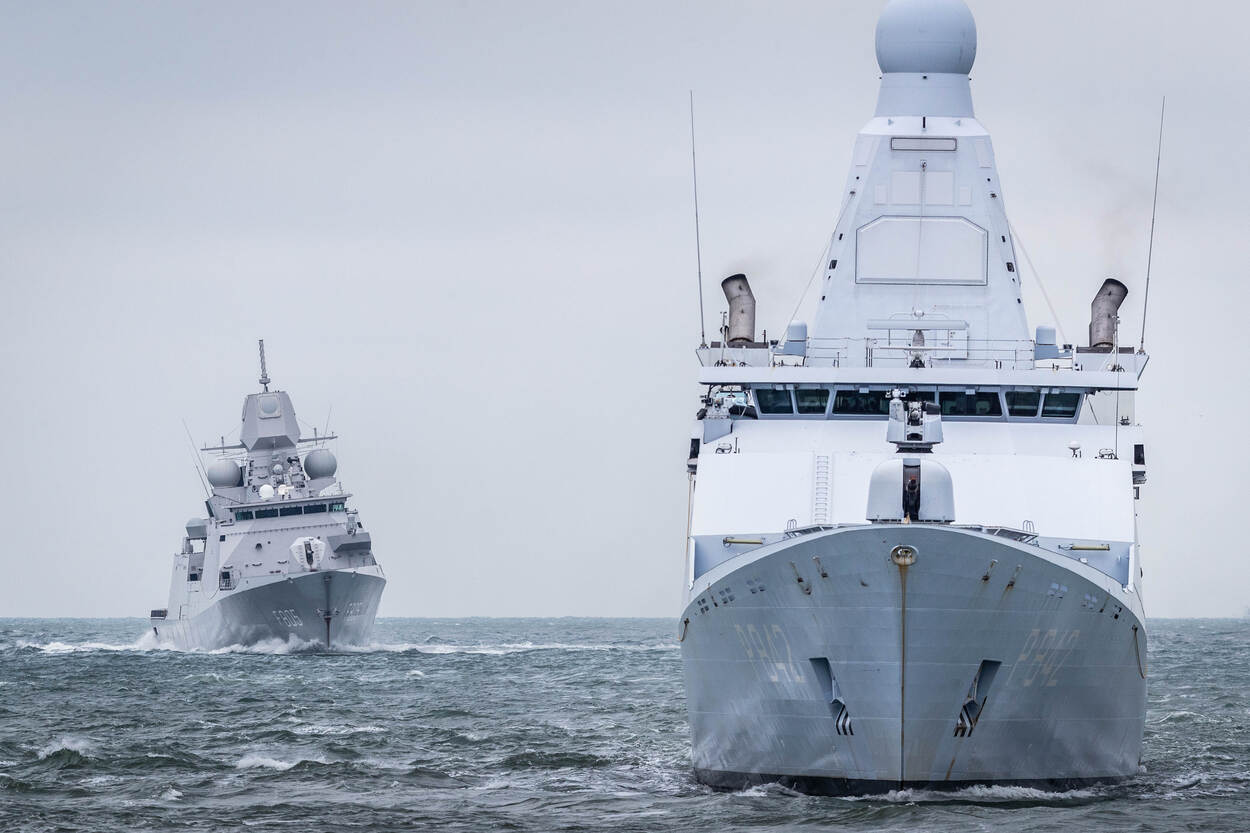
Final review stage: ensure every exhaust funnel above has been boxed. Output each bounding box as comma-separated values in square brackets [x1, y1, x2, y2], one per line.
[721, 274, 756, 345]
[1088, 278, 1128, 350]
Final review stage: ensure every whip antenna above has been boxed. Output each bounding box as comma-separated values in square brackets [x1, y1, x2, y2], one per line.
[182, 418, 211, 497]
[690, 91, 707, 347]
[1141, 97, 1165, 350]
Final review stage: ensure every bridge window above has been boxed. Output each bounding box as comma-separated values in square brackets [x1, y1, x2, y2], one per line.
[254, 508, 279, 519]
[1004, 390, 1041, 417]
[941, 391, 1002, 417]
[279, 505, 302, 517]
[329, 502, 346, 513]
[303, 504, 327, 515]
[755, 388, 794, 415]
[833, 389, 892, 415]
[234, 510, 254, 521]
[795, 388, 830, 415]
[1041, 392, 1081, 418]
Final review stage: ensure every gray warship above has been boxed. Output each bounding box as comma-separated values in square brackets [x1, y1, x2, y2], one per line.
[150, 342, 385, 650]
[680, 0, 1149, 793]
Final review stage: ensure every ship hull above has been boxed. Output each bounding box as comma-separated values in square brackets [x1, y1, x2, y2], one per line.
[152, 568, 385, 651]
[681, 525, 1146, 794]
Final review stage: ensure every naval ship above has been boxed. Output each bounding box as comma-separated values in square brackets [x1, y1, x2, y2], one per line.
[150, 342, 386, 650]
[680, 0, 1149, 792]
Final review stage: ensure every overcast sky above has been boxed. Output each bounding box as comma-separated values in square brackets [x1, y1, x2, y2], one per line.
[1, 0, 1246, 618]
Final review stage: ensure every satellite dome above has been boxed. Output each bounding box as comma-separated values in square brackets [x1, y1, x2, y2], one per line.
[303, 448, 338, 479]
[259, 483, 275, 500]
[876, 0, 977, 75]
[206, 459, 243, 488]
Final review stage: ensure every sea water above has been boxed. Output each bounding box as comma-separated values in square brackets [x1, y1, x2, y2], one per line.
[0, 618, 1245, 831]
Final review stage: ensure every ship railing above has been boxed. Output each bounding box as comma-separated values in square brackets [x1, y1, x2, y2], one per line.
[782, 523, 839, 539]
[954, 524, 1040, 544]
[805, 337, 1053, 370]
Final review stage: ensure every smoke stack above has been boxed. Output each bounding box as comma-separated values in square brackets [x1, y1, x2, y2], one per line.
[1088, 278, 1128, 350]
[721, 274, 756, 345]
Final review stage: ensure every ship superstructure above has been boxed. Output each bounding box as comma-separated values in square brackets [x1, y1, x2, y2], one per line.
[679, 0, 1149, 792]
[150, 342, 385, 649]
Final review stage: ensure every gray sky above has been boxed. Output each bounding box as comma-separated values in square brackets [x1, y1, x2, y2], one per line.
[1, 1, 1246, 618]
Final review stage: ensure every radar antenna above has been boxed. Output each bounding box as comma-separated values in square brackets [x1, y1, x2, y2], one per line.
[258, 339, 271, 391]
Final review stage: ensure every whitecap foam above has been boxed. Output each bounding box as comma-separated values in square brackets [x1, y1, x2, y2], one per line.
[36, 737, 94, 759]
[349, 641, 678, 655]
[291, 724, 386, 737]
[235, 753, 322, 771]
[842, 784, 1101, 803]
[160, 787, 183, 801]
[207, 635, 322, 655]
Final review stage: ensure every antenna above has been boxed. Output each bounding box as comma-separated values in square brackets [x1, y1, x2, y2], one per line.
[258, 339, 271, 391]
[690, 91, 707, 348]
[182, 419, 211, 497]
[1140, 97, 1165, 351]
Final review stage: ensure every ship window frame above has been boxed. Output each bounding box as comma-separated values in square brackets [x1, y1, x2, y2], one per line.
[937, 388, 1005, 420]
[753, 386, 795, 416]
[253, 508, 279, 519]
[234, 510, 254, 521]
[1040, 390, 1082, 420]
[794, 386, 831, 417]
[302, 503, 327, 515]
[831, 387, 895, 418]
[279, 505, 303, 517]
[1004, 389, 1042, 418]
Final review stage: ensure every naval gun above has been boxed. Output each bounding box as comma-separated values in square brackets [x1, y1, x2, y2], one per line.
[886, 391, 943, 452]
[869, 392, 954, 523]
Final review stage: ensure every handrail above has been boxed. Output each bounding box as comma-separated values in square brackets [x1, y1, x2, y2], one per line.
[805, 336, 1046, 370]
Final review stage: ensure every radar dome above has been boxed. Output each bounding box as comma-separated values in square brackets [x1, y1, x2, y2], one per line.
[206, 459, 243, 488]
[303, 448, 338, 479]
[258, 483, 275, 500]
[876, 0, 976, 75]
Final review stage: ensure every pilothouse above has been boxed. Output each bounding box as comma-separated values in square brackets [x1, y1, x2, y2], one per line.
[679, 0, 1149, 793]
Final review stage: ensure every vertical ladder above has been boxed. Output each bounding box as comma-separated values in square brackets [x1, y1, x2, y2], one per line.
[813, 455, 831, 524]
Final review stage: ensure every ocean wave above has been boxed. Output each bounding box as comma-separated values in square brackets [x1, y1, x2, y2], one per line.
[16, 635, 163, 654]
[31, 737, 97, 770]
[206, 636, 324, 655]
[499, 750, 618, 770]
[352, 641, 677, 655]
[36, 737, 94, 760]
[842, 783, 1103, 803]
[12, 632, 328, 656]
[11, 635, 676, 657]
[290, 724, 387, 737]
[160, 787, 183, 801]
[235, 753, 325, 771]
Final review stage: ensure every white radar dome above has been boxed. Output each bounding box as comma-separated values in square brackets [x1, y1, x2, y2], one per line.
[206, 459, 243, 488]
[876, 0, 976, 75]
[258, 483, 275, 500]
[303, 448, 338, 479]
